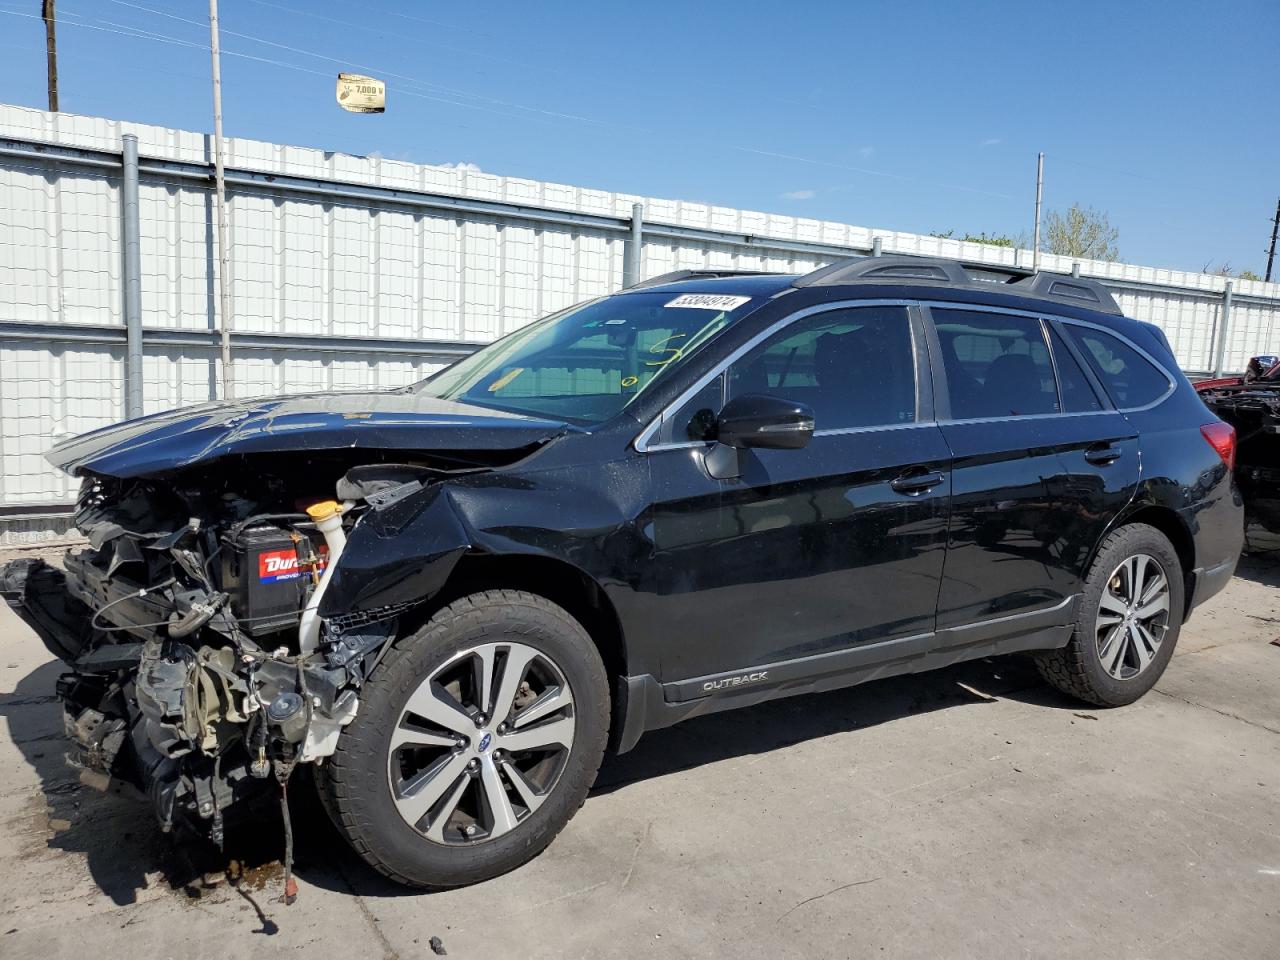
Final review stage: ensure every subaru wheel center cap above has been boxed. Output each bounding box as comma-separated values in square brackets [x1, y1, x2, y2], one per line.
[477, 731, 493, 752]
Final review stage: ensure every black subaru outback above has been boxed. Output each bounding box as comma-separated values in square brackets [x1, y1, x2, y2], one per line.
[2, 255, 1244, 888]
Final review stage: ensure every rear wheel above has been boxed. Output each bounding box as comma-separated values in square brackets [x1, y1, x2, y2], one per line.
[325, 590, 609, 888]
[1036, 523, 1184, 706]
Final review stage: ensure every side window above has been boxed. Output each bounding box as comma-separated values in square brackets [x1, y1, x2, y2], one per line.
[933, 309, 1058, 419]
[1064, 325, 1172, 409]
[727, 305, 915, 431]
[658, 374, 723, 444]
[1048, 326, 1105, 413]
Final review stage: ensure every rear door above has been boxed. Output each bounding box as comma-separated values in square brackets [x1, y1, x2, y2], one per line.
[927, 305, 1139, 632]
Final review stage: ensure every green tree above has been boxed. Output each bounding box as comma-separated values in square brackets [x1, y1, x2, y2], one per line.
[1238, 269, 1261, 281]
[1043, 203, 1119, 261]
[930, 230, 1018, 248]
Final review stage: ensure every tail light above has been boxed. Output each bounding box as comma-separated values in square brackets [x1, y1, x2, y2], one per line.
[1200, 421, 1236, 471]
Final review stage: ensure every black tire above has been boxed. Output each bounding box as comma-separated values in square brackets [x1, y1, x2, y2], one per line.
[1036, 523, 1185, 707]
[324, 589, 609, 889]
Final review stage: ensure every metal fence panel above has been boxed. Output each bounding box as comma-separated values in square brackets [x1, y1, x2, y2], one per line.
[2, 102, 1279, 543]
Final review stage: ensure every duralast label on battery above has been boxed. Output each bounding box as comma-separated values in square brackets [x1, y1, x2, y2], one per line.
[257, 547, 328, 583]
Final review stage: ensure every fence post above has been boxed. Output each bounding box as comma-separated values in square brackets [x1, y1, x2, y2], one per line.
[623, 202, 644, 287]
[121, 133, 143, 420]
[871, 237, 883, 257]
[1071, 262, 1081, 277]
[1213, 280, 1233, 378]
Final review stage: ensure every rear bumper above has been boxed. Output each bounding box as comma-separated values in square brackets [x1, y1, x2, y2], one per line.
[1188, 554, 1238, 615]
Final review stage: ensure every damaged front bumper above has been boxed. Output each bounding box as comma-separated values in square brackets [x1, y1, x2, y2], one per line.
[4, 553, 390, 837]
[0, 472, 424, 842]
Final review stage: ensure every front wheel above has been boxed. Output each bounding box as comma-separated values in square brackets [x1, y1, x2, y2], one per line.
[324, 590, 610, 888]
[1036, 523, 1184, 707]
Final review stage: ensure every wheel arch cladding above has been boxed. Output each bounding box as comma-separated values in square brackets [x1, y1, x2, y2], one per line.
[417, 552, 629, 684]
[1112, 503, 1196, 615]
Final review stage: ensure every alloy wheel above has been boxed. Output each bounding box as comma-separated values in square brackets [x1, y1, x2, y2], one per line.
[1095, 553, 1171, 681]
[387, 641, 576, 844]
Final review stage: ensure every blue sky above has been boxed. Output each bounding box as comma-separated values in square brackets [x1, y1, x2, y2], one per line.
[1, 0, 1276, 275]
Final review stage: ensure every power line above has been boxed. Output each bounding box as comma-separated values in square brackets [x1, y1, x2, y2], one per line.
[17, 5, 578, 125]
[104, 0, 615, 127]
[0, 5, 1018, 202]
[241, 0, 813, 110]
[95, 0, 1014, 198]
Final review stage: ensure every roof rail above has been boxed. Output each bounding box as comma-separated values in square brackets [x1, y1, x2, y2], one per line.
[1010, 272, 1122, 315]
[792, 255, 1123, 315]
[794, 255, 971, 287]
[626, 268, 778, 290]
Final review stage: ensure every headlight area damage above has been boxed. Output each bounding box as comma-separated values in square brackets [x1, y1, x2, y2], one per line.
[0, 446, 531, 855]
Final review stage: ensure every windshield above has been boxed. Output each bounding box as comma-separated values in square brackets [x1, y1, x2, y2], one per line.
[412, 291, 763, 422]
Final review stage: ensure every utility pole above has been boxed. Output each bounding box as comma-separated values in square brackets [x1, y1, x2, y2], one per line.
[209, 0, 234, 399]
[41, 0, 58, 111]
[1266, 196, 1279, 283]
[1032, 152, 1044, 273]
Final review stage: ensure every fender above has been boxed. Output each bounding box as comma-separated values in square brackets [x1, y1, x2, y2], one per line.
[318, 461, 649, 670]
[318, 482, 471, 616]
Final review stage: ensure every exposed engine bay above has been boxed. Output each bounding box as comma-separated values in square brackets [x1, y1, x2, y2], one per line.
[1199, 383, 1280, 532]
[0, 450, 503, 846]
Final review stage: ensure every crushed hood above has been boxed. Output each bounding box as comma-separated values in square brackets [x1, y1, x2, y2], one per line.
[48, 390, 573, 479]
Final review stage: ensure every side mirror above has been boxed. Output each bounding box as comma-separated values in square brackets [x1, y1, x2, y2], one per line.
[1244, 355, 1280, 382]
[715, 393, 815, 450]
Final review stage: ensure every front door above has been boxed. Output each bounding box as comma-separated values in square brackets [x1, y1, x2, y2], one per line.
[644, 303, 951, 683]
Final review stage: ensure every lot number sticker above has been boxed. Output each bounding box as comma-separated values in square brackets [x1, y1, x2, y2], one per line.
[664, 294, 751, 311]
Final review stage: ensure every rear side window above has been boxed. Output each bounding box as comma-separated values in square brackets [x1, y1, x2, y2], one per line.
[933, 309, 1057, 419]
[1049, 327, 1105, 413]
[1064, 325, 1171, 409]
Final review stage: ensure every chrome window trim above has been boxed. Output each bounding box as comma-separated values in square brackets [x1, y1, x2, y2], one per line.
[934, 408, 1115, 427]
[635, 298, 1179, 453]
[921, 300, 1178, 415]
[814, 421, 937, 438]
[634, 298, 915, 453]
[1053, 316, 1179, 413]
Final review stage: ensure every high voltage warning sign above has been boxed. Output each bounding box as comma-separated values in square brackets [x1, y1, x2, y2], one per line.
[336, 73, 385, 113]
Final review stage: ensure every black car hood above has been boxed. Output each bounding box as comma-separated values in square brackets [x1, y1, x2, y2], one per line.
[47, 390, 573, 479]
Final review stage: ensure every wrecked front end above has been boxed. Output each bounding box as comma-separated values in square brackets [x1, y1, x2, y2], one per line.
[0, 395, 564, 848]
[1200, 384, 1280, 531]
[3, 465, 414, 841]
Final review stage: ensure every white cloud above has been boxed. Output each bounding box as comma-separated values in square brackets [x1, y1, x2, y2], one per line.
[980, 137, 1003, 147]
[441, 161, 483, 173]
[780, 189, 816, 200]
[858, 146, 874, 158]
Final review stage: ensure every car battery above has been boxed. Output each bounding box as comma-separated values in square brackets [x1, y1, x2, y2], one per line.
[221, 525, 328, 638]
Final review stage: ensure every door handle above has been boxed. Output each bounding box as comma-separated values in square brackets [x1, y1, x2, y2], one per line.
[890, 470, 946, 495]
[1084, 444, 1123, 466]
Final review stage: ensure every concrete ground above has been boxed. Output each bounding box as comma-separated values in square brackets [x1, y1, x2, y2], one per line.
[1, 549, 1278, 960]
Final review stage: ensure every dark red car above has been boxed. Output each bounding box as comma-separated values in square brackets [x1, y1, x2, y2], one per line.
[1197, 354, 1280, 530]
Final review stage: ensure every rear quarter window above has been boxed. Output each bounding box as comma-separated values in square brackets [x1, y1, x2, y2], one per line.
[1064, 325, 1172, 409]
